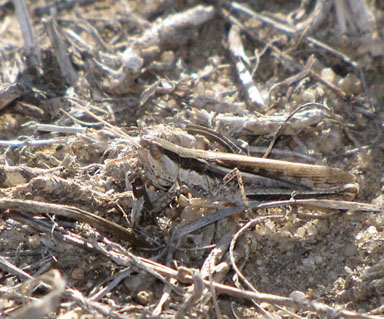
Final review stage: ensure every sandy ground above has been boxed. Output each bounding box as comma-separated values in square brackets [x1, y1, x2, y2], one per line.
[0, 1, 383, 318]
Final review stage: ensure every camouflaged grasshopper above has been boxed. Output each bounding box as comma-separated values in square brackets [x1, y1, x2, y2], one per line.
[138, 134, 358, 203]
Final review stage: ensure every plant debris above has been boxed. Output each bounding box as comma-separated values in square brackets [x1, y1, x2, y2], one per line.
[0, 1, 384, 318]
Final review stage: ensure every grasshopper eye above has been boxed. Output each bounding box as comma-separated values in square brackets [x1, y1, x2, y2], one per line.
[149, 143, 163, 160]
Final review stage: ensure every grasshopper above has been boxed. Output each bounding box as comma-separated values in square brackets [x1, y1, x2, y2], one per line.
[138, 134, 358, 203]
